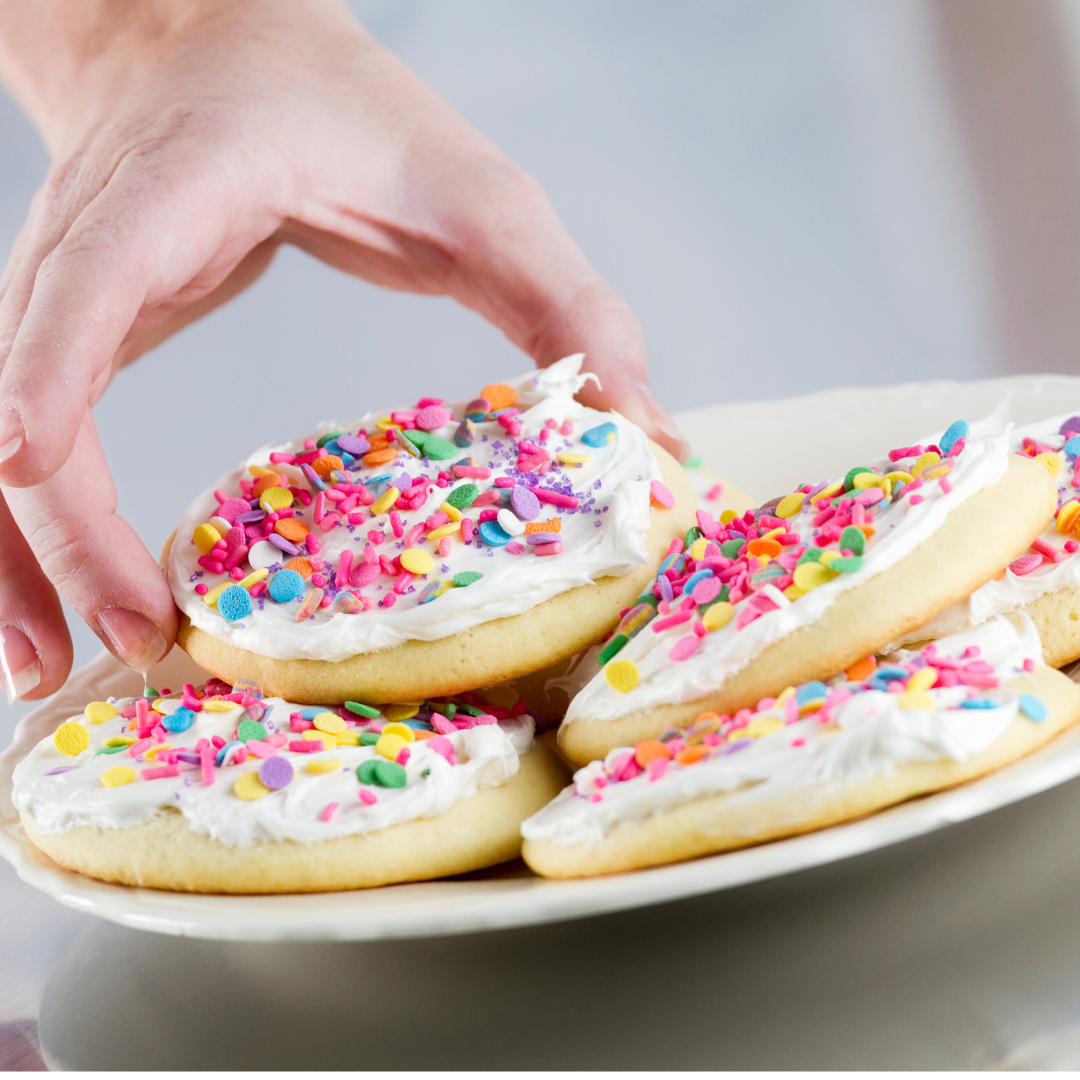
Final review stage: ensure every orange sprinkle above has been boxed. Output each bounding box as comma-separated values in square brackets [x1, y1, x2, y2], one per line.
[275, 519, 309, 543]
[857, 524, 876, 539]
[283, 557, 314, 578]
[363, 447, 397, 467]
[252, 474, 284, 498]
[675, 745, 709, 766]
[634, 739, 672, 767]
[525, 517, 561, 534]
[992, 567, 1007, 581]
[482, 383, 517, 411]
[412, 730, 437, 741]
[845, 655, 876, 681]
[746, 538, 781, 559]
[312, 454, 343, 477]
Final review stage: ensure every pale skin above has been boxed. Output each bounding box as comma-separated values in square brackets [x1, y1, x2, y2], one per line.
[0, 0, 688, 704]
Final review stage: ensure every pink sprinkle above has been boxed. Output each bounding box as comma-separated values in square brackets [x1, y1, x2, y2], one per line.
[306, 533, 321, 554]
[706, 483, 723, 501]
[320, 802, 339, 823]
[212, 735, 226, 749]
[560, 420, 574, 436]
[438, 537, 452, 557]
[939, 477, 952, 494]
[127, 738, 153, 758]
[535, 542, 563, 556]
[646, 758, 669, 782]
[1010, 553, 1044, 575]
[473, 491, 501, 506]
[1067, 540, 1079, 553]
[336, 550, 353, 588]
[652, 611, 693, 632]
[506, 541, 525, 554]
[404, 523, 425, 548]
[368, 530, 385, 544]
[1032, 537, 1066, 563]
[141, 764, 181, 781]
[380, 592, 398, 608]
[250, 581, 268, 599]
[454, 465, 493, 480]
[431, 714, 456, 736]
[889, 445, 923, 462]
[1023, 658, 1035, 672]
[530, 487, 579, 509]
[650, 480, 675, 508]
[266, 732, 288, 747]
[288, 740, 320, 754]
[396, 747, 411, 765]
[669, 634, 700, 661]
[494, 477, 516, 488]
[909, 495, 924, 505]
[200, 746, 215, 786]
[389, 512, 405, 539]
[194, 583, 209, 595]
[791, 738, 806, 748]
[359, 789, 378, 805]
[319, 595, 332, 608]
[461, 519, 475, 543]
[393, 571, 415, 595]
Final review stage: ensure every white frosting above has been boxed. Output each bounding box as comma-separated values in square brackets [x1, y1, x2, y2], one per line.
[523, 617, 1038, 845]
[891, 411, 1079, 647]
[168, 356, 660, 662]
[14, 696, 533, 847]
[564, 430, 1010, 726]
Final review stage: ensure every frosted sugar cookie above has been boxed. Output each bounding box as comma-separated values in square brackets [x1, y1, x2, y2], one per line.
[168, 355, 695, 704]
[14, 678, 567, 893]
[558, 423, 1055, 764]
[892, 413, 1080, 667]
[524, 617, 1080, 877]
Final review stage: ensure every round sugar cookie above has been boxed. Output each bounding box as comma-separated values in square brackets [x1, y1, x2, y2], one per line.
[14, 684, 568, 893]
[558, 428, 1056, 765]
[890, 411, 1080, 668]
[524, 617, 1080, 878]
[166, 356, 695, 705]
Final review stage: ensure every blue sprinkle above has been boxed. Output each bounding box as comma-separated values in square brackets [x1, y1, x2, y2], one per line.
[938, 420, 969, 455]
[162, 707, 196, 733]
[1019, 693, 1048, 721]
[215, 740, 243, 767]
[218, 585, 251, 623]
[683, 569, 714, 594]
[299, 707, 324, 720]
[581, 422, 618, 448]
[959, 698, 997, 709]
[478, 520, 512, 547]
[1065, 436, 1080, 459]
[796, 681, 829, 704]
[269, 569, 305, 603]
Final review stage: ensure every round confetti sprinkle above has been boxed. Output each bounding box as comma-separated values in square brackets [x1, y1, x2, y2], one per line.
[478, 520, 512, 546]
[445, 483, 479, 509]
[218, 585, 252, 622]
[938, 420, 969, 455]
[605, 659, 640, 694]
[258, 756, 294, 790]
[306, 758, 343, 774]
[248, 540, 284, 571]
[237, 718, 267, 742]
[422, 438, 457, 460]
[259, 486, 293, 512]
[269, 569, 305, 602]
[313, 712, 346, 734]
[1019, 693, 1048, 721]
[100, 766, 136, 788]
[452, 571, 483, 587]
[234, 772, 271, 800]
[163, 707, 196, 733]
[702, 601, 735, 630]
[337, 434, 370, 456]
[510, 486, 541, 521]
[84, 701, 118, 725]
[400, 548, 434, 575]
[53, 721, 89, 756]
[416, 405, 451, 430]
[373, 759, 407, 787]
[481, 383, 517, 411]
[375, 733, 407, 760]
[1009, 554, 1043, 577]
[382, 721, 416, 742]
[496, 508, 526, 536]
[345, 701, 380, 718]
[649, 480, 675, 508]
[385, 703, 420, 721]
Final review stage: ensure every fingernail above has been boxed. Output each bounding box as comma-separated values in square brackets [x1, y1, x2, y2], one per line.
[635, 380, 691, 461]
[0, 625, 41, 704]
[96, 608, 167, 672]
[0, 407, 24, 464]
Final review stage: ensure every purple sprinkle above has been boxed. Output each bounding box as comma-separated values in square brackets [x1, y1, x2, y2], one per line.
[511, 486, 541, 521]
[526, 533, 561, 545]
[176, 751, 202, 764]
[45, 766, 78, 776]
[268, 534, 300, 555]
[337, 434, 370, 455]
[237, 509, 267, 524]
[658, 575, 674, 603]
[259, 756, 294, 790]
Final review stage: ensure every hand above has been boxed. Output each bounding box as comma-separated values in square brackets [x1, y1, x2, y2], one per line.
[0, 0, 689, 702]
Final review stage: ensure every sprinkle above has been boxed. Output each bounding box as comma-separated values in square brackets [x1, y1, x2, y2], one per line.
[1019, 694, 1048, 721]
[605, 658, 640, 693]
[649, 481, 675, 508]
[53, 722, 89, 757]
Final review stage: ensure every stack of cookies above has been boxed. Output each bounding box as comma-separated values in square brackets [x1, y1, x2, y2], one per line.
[14, 371, 1080, 891]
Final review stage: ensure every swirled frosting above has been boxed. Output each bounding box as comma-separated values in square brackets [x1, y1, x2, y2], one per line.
[167, 356, 660, 662]
[564, 427, 1009, 726]
[14, 687, 533, 847]
[524, 617, 1041, 846]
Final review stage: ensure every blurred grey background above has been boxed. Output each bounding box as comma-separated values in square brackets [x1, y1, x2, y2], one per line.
[2, 0, 1080, 734]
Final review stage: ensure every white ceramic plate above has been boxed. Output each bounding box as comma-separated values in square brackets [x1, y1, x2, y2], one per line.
[4, 375, 1080, 943]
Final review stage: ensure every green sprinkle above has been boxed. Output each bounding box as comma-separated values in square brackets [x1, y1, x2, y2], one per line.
[345, 701, 380, 719]
[237, 719, 267, 742]
[397, 431, 424, 458]
[598, 634, 629, 664]
[457, 704, 485, 717]
[443, 703, 457, 720]
[446, 484, 479, 509]
[839, 526, 866, 556]
[452, 570, 483, 587]
[143, 685, 159, 699]
[373, 760, 407, 787]
[316, 430, 347, 448]
[721, 539, 745, 559]
[796, 547, 823, 566]
[357, 759, 380, 784]
[423, 438, 458, 460]
[95, 745, 126, 755]
[684, 526, 703, 548]
[684, 455, 703, 468]
[359, 732, 381, 746]
[830, 555, 864, 573]
[843, 466, 876, 492]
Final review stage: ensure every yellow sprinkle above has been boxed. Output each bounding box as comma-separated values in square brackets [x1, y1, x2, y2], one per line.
[818, 480, 845, 500]
[851, 472, 881, 490]
[1036, 452, 1063, 478]
[371, 487, 400, 516]
[775, 492, 805, 518]
[237, 567, 269, 591]
[202, 699, 239, 712]
[818, 549, 842, 568]
[557, 452, 591, 465]
[374, 416, 397, 431]
[898, 689, 936, 710]
[384, 703, 421, 722]
[746, 715, 784, 738]
[426, 521, 460, 542]
[335, 731, 361, 746]
[689, 537, 710, 560]
[101, 766, 136, 788]
[775, 686, 797, 704]
[783, 583, 806, 601]
[793, 561, 835, 591]
[1057, 499, 1080, 533]
[193, 523, 222, 556]
[799, 699, 825, 716]
[259, 486, 293, 513]
[53, 721, 89, 756]
[84, 701, 118, 725]
[203, 581, 231, 606]
[911, 452, 941, 477]
[375, 733, 407, 761]
[400, 548, 434, 575]
[436, 581, 456, 597]
[144, 744, 173, 760]
[234, 772, 270, 800]
[923, 464, 951, 480]
[382, 721, 416, 742]
[104, 736, 136, 747]
[249, 464, 278, 478]
[313, 712, 346, 735]
[884, 471, 913, 484]
[905, 667, 937, 692]
[439, 501, 463, 522]
[306, 759, 343, 774]
[720, 509, 738, 524]
[702, 601, 734, 631]
[302, 730, 335, 748]
[605, 659, 640, 694]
